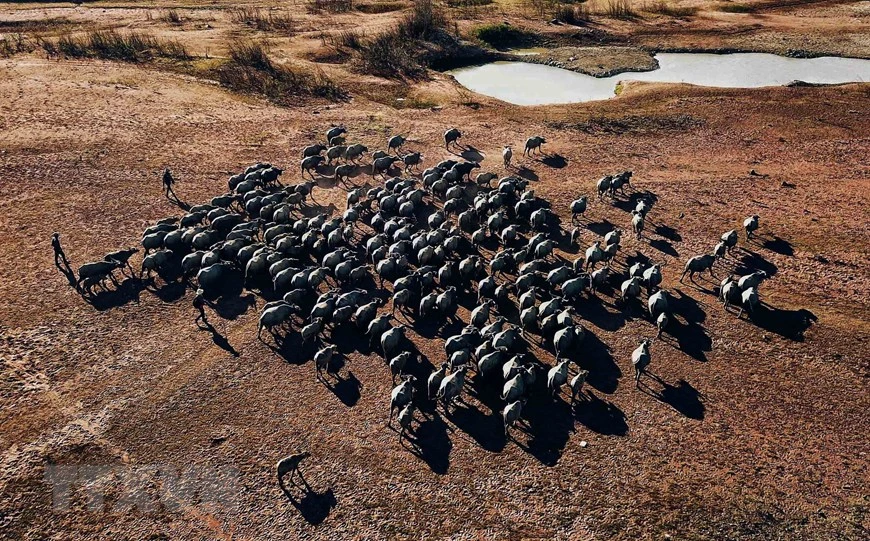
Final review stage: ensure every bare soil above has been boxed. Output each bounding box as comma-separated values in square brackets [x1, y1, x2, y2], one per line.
[1, 1, 868, 540]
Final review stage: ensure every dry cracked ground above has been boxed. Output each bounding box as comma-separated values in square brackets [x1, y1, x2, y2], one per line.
[0, 0, 868, 539]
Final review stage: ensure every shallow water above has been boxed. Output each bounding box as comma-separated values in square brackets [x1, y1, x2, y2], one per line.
[448, 53, 870, 105]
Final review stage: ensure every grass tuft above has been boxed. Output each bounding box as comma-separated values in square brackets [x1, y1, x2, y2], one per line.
[645, 1, 699, 17]
[326, 30, 365, 50]
[356, 1, 405, 13]
[45, 30, 190, 62]
[446, 0, 493, 7]
[0, 33, 34, 57]
[307, 0, 355, 13]
[162, 9, 183, 25]
[229, 7, 296, 32]
[602, 0, 637, 18]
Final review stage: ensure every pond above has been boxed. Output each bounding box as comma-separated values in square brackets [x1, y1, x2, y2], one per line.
[448, 52, 870, 105]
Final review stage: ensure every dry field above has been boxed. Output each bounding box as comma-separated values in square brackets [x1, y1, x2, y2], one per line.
[1, 1, 868, 539]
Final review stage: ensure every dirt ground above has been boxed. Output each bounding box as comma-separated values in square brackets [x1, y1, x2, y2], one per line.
[1, 1, 869, 540]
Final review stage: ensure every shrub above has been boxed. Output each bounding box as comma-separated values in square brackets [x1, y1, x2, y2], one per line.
[357, 0, 449, 77]
[396, 0, 448, 40]
[217, 41, 346, 103]
[229, 7, 295, 31]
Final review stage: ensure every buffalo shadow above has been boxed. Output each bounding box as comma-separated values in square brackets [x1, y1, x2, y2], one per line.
[572, 391, 628, 436]
[749, 304, 817, 342]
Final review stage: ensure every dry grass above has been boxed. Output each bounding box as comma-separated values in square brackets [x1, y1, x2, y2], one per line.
[446, 0, 494, 7]
[356, 1, 406, 13]
[357, 0, 449, 77]
[229, 7, 296, 32]
[554, 3, 591, 24]
[602, 0, 637, 18]
[161, 9, 183, 25]
[717, 2, 756, 13]
[645, 1, 699, 17]
[0, 33, 34, 57]
[42, 30, 190, 62]
[215, 41, 345, 103]
[307, 0, 355, 13]
[326, 29, 365, 50]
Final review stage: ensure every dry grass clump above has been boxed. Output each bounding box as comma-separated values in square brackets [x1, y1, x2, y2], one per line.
[229, 7, 296, 31]
[42, 30, 190, 62]
[356, 1, 405, 13]
[307, 0, 355, 13]
[0, 33, 35, 57]
[216, 41, 346, 103]
[645, 1, 699, 17]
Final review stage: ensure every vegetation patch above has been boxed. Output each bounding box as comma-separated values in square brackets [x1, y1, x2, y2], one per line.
[0, 17, 74, 32]
[602, 0, 637, 18]
[307, 0, 355, 13]
[472, 23, 538, 50]
[356, 1, 406, 13]
[717, 2, 756, 13]
[447, 0, 493, 7]
[644, 1, 699, 17]
[325, 29, 365, 50]
[548, 114, 705, 135]
[161, 9, 184, 25]
[0, 33, 34, 58]
[215, 41, 346, 104]
[229, 7, 296, 32]
[357, 0, 457, 77]
[41, 30, 190, 62]
[553, 4, 591, 25]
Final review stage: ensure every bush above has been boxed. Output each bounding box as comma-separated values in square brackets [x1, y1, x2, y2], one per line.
[358, 32, 421, 77]
[229, 7, 295, 31]
[357, 0, 449, 77]
[0, 33, 34, 57]
[218, 41, 346, 103]
[46, 30, 190, 62]
[472, 23, 536, 49]
[396, 0, 448, 40]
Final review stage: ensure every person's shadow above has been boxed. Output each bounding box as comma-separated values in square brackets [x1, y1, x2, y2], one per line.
[55, 257, 78, 289]
[279, 468, 337, 525]
[197, 319, 239, 357]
